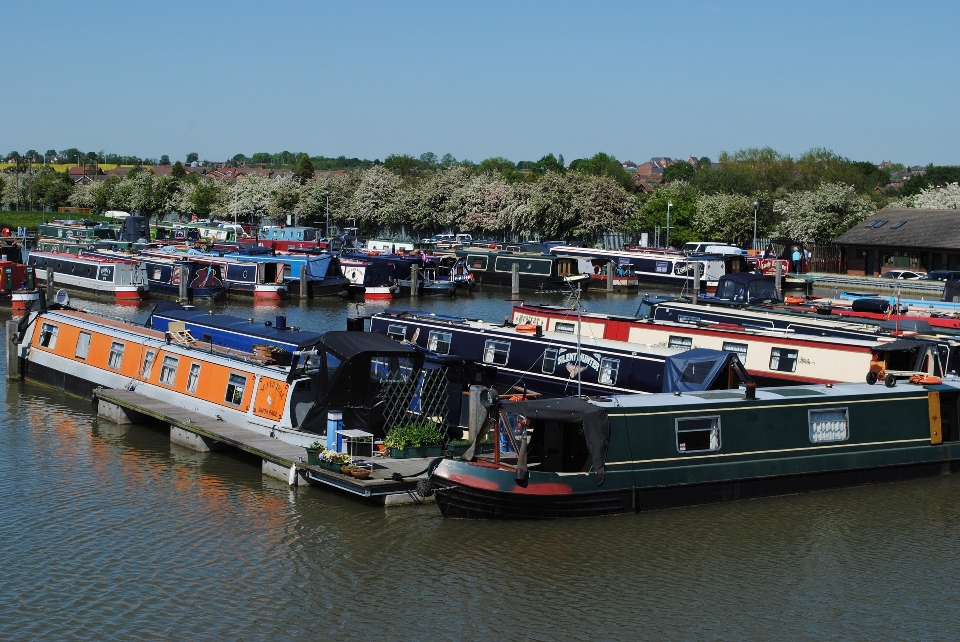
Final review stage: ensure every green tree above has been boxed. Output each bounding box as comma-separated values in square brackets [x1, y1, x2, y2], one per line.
[628, 182, 700, 248]
[478, 157, 525, 183]
[662, 161, 695, 182]
[531, 153, 565, 176]
[898, 165, 960, 197]
[419, 152, 438, 168]
[569, 152, 633, 191]
[171, 160, 186, 179]
[251, 152, 271, 166]
[691, 166, 759, 195]
[294, 154, 315, 184]
[44, 149, 57, 160]
[185, 152, 199, 164]
[383, 154, 421, 179]
[440, 153, 457, 167]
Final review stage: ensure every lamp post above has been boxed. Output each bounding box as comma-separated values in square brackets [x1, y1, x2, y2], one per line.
[666, 201, 673, 248]
[752, 200, 759, 252]
[325, 190, 331, 240]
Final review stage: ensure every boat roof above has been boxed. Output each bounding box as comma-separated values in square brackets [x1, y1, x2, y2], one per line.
[31, 250, 140, 265]
[592, 379, 948, 411]
[151, 305, 324, 349]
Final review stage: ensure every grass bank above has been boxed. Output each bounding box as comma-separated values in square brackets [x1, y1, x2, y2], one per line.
[0, 211, 112, 230]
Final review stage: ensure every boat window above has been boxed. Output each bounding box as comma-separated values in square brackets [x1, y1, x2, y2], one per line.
[152, 267, 162, 280]
[75, 332, 91, 359]
[39, 323, 58, 349]
[676, 416, 721, 453]
[599, 358, 620, 385]
[668, 336, 693, 350]
[483, 339, 511, 365]
[656, 261, 670, 274]
[427, 330, 452, 355]
[554, 322, 576, 334]
[383, 323, 408, 342]
[225, 373, 247, 405]
[722, 341, 748, 363]
[542, 348, 558, 374]
[809, 408, 849, 443]
[770, 347, 799, 372]
[469, 256, 487, 270]
[186, 363, 201, 393]
[159, 356, 179, 385]
[141, 350, 156, 378]
[107, 342, 125, 370]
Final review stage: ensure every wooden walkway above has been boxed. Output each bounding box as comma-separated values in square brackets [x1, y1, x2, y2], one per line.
[93, 388, 434, 501]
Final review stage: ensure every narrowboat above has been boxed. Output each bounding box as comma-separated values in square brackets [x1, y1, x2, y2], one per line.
[257, 226, 324, 252]
[219, 246, 347, 297]
[141, 249, 287, 300]
[138, 255, 225, 300]
[427, 379, 960, 518]
[547, 245, 748, 293]
[454, 248, 589, 291]
[0, 260, 40, 310]
[27, 250, 149, 300]
[511, 303, 900, 386]
[15, 302, 480, 448]
[370, 310, 748, 398]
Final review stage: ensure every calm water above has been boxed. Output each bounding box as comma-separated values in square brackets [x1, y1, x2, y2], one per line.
[3, 289, 960, 640]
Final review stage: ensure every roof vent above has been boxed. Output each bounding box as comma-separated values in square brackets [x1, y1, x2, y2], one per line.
[891, 221, 906, 229]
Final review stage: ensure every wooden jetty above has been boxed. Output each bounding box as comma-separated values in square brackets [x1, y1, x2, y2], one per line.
[93, 388, 435, 506]
[801, 272, 943, 296]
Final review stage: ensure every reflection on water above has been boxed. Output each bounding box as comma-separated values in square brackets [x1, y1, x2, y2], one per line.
[4, 292, 960, 638]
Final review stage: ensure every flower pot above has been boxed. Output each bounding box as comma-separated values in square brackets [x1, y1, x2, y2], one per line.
[274, 351, 292, 367]
[318, 461, 342, 473]
[305, 448, 321, 466]
[388, 445, 443, 459]
[350, 468, 371, 479]
[253, 344, 273, 359]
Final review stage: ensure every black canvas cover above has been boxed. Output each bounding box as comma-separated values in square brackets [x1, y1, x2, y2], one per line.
[943, 281, 960, 303]
[318, 331, 420, 361]
[714, 273, 781, 303]
[501, 397, 611, 486]
[871, 338, 932, 353]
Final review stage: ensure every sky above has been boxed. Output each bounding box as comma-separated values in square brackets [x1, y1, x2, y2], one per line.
[3, 1, 958, 166]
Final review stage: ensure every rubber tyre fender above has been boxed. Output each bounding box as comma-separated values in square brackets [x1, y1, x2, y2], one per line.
[866, 371, 878, 385]
[884, 374, 897, 388]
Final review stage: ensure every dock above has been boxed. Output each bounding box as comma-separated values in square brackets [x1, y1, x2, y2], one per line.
[93, 388, 435, 506]
[802, 272, 944, 296]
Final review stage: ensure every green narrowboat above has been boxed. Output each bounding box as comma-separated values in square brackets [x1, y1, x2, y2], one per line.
[428, 380, 960, 518]
[454, 248, 589, 291]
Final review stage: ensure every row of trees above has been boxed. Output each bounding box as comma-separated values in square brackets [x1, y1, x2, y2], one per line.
[2, 148, 958, 246]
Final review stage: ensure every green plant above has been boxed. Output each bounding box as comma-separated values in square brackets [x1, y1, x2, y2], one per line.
[308, 440, 324, 450]
[448, 438, 473, 447]
[384, 421, 443, 449]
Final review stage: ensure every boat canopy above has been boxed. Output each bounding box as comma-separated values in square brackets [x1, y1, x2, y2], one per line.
[714, 273, 781, 303]
[500, 397, 611, 484]
[662, 348, 740, 393]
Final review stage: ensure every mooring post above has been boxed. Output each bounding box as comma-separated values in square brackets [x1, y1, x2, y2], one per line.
[6, 320, 19, 380]
[178, 263, 189, 302]
[692, 262, 700, 305]
[299, 264, 308, 299]
[511, 263, 520, 295]
[775, 261, 783, 297]
[607, 261, 614, 292]
[47, 269, 54, 291]
[410, 264, 419, 298]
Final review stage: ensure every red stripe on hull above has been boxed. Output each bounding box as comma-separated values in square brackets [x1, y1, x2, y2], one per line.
[115, 290, 147, 300]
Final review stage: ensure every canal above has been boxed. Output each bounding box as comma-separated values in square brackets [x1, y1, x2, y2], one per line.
[3, 288, 960, 639]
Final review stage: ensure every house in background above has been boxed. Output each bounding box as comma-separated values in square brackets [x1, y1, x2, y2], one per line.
[833, 208, 960, 276]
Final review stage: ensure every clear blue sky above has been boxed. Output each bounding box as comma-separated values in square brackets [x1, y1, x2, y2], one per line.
[4, 1, 957, 166]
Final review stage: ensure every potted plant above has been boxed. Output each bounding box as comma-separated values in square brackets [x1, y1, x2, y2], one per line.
[270, 345, 292, 367]
[253, 344, 273, 359]
[446, 438, 474, 457]
[384, 421, 444, 458]
[305, 440, 324, 466]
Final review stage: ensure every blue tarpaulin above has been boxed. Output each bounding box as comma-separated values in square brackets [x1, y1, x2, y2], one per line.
[662, 348, 737, 393]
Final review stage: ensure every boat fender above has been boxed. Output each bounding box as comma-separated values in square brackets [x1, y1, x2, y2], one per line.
[91, 395, 99, 413]
[909, 375, 942, 385]
[515, 324, 537, 333]
[287, 463, 297, 486]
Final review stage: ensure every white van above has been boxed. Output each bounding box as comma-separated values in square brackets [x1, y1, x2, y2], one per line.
[683, 241, 743, 256]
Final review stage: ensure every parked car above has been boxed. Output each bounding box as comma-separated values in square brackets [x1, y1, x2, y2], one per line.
[920, 270, 960, 282]
[880, 269, 926, 280]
